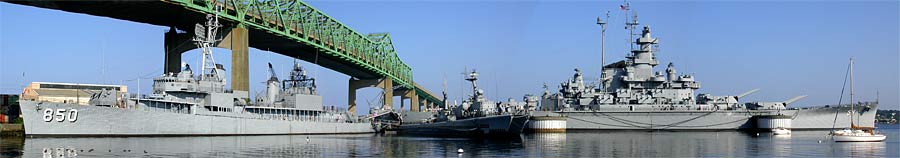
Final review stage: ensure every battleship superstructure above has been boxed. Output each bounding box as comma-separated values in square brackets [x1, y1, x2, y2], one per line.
[397, 70, 532, 136]
[532, 8, 877, 130]
[19, 14, 374, 136]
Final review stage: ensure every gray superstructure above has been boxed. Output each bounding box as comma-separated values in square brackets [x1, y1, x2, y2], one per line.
[534, 9, 877, 130]
[19, 14, 374, 136]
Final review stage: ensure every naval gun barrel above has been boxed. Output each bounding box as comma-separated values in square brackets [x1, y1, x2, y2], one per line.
[783, 95, 808, 105]
[737, 88, 761, 99]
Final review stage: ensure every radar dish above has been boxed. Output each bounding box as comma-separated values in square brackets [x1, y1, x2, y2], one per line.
[194, 23, 206, 41]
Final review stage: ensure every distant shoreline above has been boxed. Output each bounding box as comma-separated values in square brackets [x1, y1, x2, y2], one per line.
[876, 109, 899, 124]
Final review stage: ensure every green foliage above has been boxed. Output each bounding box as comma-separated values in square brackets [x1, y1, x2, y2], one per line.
[12, 117, 23, 124]
[876, 110, 898, 124]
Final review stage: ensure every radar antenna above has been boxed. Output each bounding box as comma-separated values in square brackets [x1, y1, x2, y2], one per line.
[621, 1, 639, 51]
[194, 9, 222, 78]
[465, 69, 479, 95]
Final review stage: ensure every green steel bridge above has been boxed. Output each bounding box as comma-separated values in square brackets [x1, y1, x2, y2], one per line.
[5, 0, 443, 112]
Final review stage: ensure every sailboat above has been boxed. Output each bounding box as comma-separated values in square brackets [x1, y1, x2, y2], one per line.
[832, 57, 886, 142]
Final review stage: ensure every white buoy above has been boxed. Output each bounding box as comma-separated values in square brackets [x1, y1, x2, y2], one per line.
[457, 148, 464, 153]
[818, 140, 823, 143]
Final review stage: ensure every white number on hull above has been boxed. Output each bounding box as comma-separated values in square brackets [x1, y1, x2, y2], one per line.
[68, 109, 78, 122]
[42, 109, 53, 121]
[55, 109, 65, 122]
[41, 108, 78, 122]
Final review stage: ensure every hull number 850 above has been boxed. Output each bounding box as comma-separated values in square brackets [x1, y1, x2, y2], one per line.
[42, 108, 78, 122]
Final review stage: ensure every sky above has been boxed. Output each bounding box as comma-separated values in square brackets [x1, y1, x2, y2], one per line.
[1, 0, 898, 114]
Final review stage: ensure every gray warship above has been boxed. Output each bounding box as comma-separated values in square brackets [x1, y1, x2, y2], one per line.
[531, 9, 877, 131]
[19, 14, 374, 136]
[396, 70, 533, 136]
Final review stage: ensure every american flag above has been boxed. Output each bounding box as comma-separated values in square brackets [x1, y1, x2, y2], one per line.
[620, 3, 630, 11]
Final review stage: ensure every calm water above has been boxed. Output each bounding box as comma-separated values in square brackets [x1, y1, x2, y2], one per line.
[2, 124, 897, 158]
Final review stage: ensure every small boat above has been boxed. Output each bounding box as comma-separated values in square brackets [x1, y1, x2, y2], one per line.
[771, 127, 791, 135]
[831, 57, 886, 142]
[397, 70, 531, 137]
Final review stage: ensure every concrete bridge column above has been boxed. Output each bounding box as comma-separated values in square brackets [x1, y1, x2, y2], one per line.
[349, 78, 395, 114]
[382, 78, 393, 110]
[409, 90, 418, 112]
[164, 27, 186, 74]
[428, 102, 436, 108]
[421, 99, 428, 112]
[225, 26, 249, 98]
[394, 89, 418, 112]
[399, 95, 405, 110]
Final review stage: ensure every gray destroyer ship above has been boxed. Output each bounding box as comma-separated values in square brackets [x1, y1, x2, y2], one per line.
[19, 15, 374, 136]
[396, 70, 532, 136]
[531, 10, 877, 131]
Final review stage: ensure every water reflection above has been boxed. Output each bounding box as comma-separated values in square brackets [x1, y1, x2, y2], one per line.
[2, 125, 897, 158]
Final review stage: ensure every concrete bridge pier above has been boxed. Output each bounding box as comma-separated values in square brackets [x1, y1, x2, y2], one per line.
[163, 26, 190, 74]
[394, 89, 418, 112]
[218, 26, 250, 99]
[419, 98, 428, 112]
[421, 98, 434, 112]
[349, 78, 395, 115]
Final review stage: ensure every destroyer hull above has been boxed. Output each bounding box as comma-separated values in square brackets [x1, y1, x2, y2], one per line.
[20, 101, 374, 136]
[533, 105, 876, 130]
[397, 114, 529, 136]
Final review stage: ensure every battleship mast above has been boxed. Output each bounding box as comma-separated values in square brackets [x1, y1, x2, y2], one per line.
[597, 11, 609, 91]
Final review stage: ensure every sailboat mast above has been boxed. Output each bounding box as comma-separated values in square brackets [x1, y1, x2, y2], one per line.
[849, 57, 855, 126]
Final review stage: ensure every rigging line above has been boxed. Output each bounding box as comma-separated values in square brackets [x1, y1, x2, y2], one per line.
[831, 61, 851, 131]
[567, 113, 751, 129]
[588, 109, 748, 128]
[589, 108, 719, 127]
[564, 115, 644, 128]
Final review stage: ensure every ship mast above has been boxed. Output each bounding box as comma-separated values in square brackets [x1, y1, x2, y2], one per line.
[597, 11, 609, 91]
[622, 2, 639, 51]
[195, 12, 222, 77]
[849, 57, 856, 127]
[465, 70, 479, 98]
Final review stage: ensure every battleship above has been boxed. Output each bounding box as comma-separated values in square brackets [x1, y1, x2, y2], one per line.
[530, 7, 877, 131]
[396, 70, 532, 136]
[18, 14, 374, 136]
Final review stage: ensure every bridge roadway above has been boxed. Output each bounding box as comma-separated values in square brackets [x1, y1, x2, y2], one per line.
[5, 0, 443, 113]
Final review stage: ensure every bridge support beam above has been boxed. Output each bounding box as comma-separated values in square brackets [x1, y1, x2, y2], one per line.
[419, 99, 426, 112]
[214, 26, 250, 99]
[382, 78, 393, 110]
[227, 27, 249, 98]
[349, 78, 395, 114]
[163, 27, 191, 74]
[420, 98, 428, 112]
[408, 90, 418, 111]
[428, 101, 434, 110]
[394, 89, 418, 112]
